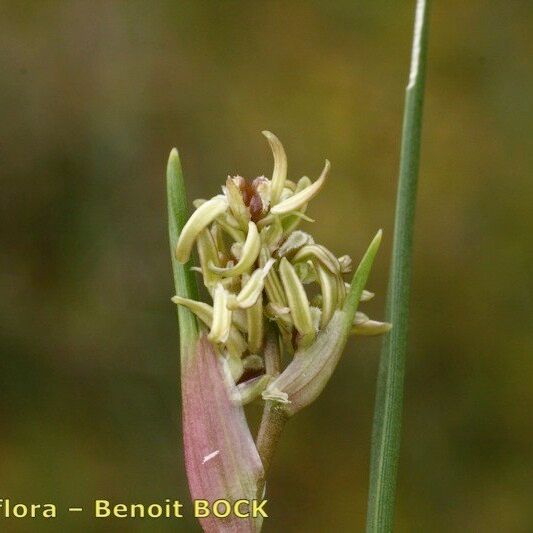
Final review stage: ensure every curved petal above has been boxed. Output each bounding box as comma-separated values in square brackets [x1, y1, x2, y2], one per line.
[208, 284, 233, 343]
[279, 257, 315, 346]
[292, 243, 340, 274]
[270, 160, 330, 215]
[209, 222, 261, 278]
[175, 196, 228, 263]
[171, 296, 247, 358]
[230, 259, 275, 310]
[262, 130, 287, 206]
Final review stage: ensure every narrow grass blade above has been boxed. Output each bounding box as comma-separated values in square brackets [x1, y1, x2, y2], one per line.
[366, 1, 432, 531]
[167, 148, 200, 358]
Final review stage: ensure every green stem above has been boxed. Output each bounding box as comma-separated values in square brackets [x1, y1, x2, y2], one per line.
[256, 402, 288, 496]
[366, 2, 431, 531]
[256, 330, 287, 495]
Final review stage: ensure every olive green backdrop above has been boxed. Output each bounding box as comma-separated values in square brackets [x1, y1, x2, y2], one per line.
[1, 1, 531, 531]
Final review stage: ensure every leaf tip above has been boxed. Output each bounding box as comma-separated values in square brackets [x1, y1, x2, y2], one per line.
[168, 146, 180, 161]
[166, 148, 183, 186]
[371, 229, 383, 251]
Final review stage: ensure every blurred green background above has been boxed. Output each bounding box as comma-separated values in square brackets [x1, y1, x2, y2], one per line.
[1, 1, 532, 531]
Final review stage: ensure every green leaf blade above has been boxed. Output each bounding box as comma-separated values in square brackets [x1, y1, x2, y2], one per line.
[366, 1, 432, 531]
[167, 148, 200, 356]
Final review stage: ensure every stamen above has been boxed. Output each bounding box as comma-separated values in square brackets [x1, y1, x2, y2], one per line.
[361, 289, 375, 301]
[338, 255, 353, 273]
[351, 312, 392, 336]
[344, 285, 375, 302]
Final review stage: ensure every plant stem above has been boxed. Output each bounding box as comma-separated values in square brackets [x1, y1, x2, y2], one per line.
[366, 2, 431, 531]
[256, 403, 288, 495]
[256, 330, 287, 496]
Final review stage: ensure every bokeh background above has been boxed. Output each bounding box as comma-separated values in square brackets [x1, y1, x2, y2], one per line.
[1, 1, 532, 531]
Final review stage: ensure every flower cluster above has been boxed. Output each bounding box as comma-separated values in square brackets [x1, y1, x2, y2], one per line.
[172, 131, 390, 396]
